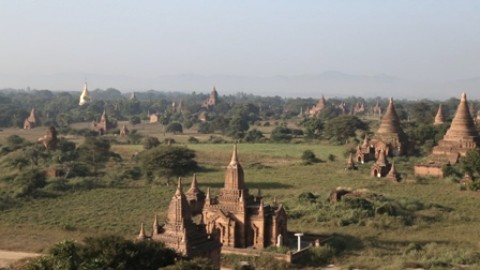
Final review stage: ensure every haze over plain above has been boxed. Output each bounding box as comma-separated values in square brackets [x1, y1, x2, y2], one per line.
[1, 1, 479, 99]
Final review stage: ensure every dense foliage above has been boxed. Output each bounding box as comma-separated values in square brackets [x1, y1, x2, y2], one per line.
[23, 236, 177, 270]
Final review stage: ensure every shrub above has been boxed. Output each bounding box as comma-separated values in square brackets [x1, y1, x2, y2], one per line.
[166, 122, 183, 134]
[143, 136, 160, 149]
[188, 136, 200, 144]
[301, 150, 320, 164]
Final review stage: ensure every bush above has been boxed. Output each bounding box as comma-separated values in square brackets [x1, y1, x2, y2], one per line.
[301, 150, 320, 164]
[188, 136, 200, 144]
[11, 169, 46, 198]
[143, 136, 160, 149]
[166, 122, 183, 134]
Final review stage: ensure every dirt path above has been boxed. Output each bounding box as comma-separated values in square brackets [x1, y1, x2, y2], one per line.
[0, 250, 40, 268]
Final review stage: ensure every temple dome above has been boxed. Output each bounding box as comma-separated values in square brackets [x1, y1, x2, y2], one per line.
[376, 98, 405, 135]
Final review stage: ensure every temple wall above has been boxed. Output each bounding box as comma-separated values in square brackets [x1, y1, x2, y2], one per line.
[414, 164, 444, 178]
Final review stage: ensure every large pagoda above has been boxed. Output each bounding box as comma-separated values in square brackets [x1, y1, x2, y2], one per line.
[415, 93, 479, 177]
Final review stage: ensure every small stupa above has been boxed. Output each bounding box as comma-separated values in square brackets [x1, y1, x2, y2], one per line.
[385, 162, 400, 181]
[370, 149, 390, 177]
[345, 153, 357, 170]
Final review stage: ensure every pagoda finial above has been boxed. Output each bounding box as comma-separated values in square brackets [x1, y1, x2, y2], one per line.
[239, 190, 244, 202]
[461, 92, 467, 101]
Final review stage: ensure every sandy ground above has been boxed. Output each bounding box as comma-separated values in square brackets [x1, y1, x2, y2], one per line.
[0, 250, 40, 268]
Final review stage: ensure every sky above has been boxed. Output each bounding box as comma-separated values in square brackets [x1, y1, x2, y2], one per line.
[1, 1, 479, 99]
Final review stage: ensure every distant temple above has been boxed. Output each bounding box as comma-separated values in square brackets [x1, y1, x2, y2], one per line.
[353, 103, 365, 115]
[372, 101, 382, 117]
[136, 146, 288, 265]
[415, 93, 480, 177]
[23, 108, 37, 129]
[307, 96, 326, 116]
[433, 104, 445, 125]
[119, 124, 129, 136]
[38, 126, 58, 151]
[202, 87, 219, 109]
[91, 109, 112, 135]
[149, 112, 160, 123]
[79, 82, 91, 106]
[356, 98, 409, 163]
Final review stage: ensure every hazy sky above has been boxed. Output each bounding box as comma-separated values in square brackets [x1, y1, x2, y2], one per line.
[1, 1, 479, 98]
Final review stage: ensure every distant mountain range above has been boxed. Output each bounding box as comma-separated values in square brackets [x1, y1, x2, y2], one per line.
[0, 71, 478, 100]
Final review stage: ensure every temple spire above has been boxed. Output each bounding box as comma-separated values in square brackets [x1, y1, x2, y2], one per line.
[224, 145, 245, 190]
[230, 144, 239, 165]
[206, 187, 211, 200]
[187, 173, 200, 194]
[175, 177, 183, 196]
[434, 104, 445, 125]
[137, 223, 146, 240]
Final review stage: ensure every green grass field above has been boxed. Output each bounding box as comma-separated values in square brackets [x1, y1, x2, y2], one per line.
[1, 125, 480, 269]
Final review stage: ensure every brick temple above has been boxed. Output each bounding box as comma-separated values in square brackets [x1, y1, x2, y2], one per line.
[415, 93, 480, 177]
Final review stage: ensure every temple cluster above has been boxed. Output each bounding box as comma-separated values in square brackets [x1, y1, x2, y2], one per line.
[136, 146, 288, 265]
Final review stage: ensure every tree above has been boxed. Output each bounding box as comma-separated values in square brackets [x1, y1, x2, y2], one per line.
[270, 127, 293, 142]
[198, 122, 214, 134]
[129, 115, 141, 125]
[139, 145, 198, 182]
[11, 169, 46, 198]
[301, 150, 320, 165]
[227, 116, 249, 139]
[76, 137, 117, 175]
[461, 150, 480, 177]
[24, 236, 177, 270]
[127, 130, 144, 144]
[143, 136, 160, 149]
[166, 122, 183, 134]
[244, 129, 264, 142]
[324, 116, 367, 144]
[303, 117, 324, 140]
